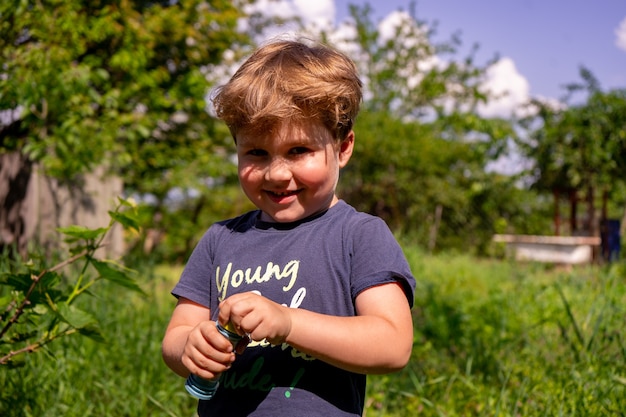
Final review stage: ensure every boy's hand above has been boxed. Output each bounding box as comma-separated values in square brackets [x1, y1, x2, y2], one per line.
[181, 320, 236, 381]
[218, 292, 292, 346]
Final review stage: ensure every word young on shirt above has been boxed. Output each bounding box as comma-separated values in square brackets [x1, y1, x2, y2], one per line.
[216, 261, 314, 361]
[216, 260, 300, 301]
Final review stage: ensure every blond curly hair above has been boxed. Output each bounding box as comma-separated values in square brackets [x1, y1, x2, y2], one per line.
[212, 39, 362, 141]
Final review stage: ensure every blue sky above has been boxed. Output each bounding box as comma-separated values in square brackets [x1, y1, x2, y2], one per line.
[334, 0, 626, 101]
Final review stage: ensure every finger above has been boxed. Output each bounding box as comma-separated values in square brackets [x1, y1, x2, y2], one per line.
[183, 345, 235, 379]
[220, 293, 259, 332]
[198, 321, 235, 352]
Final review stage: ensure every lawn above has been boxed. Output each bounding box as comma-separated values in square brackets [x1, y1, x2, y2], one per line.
[2, 250, 625, 416]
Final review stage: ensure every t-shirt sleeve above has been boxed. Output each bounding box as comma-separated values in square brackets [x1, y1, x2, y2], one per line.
[171, 228, 214, 308]
[348, 216, 416, 307]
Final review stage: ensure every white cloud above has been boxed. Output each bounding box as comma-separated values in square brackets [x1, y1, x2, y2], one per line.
[293, 0, 335, 29]
[615, 16, 626, 52]
[478, 58, 530, 118]
[244, 0, 297, 20]
[243, 0, 334, 40]
[245, 3, 535, 120]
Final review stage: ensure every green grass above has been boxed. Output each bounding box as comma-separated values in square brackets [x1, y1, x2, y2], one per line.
[2, 253, 625, 416]
[367, 252, 626, 416]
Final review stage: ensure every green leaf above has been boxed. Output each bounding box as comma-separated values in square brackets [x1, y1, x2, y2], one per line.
[3, 273, 34, 292]
[0, 294, 14, 309]
[56, 303, 97, 329]
[3, 330, 38, 344]
[57, 225, 108, 240]
[78, 324, 106, 343]
[108, 210, 139, 231]
[116, 196, 137, 208]
[33, 304, 48, 315]
[91, 260, 145, 294]
[38, 271, 61, 289]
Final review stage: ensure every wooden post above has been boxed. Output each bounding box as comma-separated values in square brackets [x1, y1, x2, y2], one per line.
[586, 185, 595, 235]
[428, 204, 442, 253]
[569, 190, 577, 234]
[553, 189, 561, 236]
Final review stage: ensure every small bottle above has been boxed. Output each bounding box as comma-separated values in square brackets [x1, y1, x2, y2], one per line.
[185, 321, 246, 400]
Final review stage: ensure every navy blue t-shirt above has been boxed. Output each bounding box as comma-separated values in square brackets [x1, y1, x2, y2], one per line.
[172, 200, 416, 416]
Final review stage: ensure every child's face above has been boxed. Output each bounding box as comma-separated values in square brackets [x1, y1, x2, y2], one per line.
[236, 122, 353, 223]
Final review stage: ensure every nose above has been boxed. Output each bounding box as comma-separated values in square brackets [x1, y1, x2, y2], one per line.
[264, 157, 292, 182]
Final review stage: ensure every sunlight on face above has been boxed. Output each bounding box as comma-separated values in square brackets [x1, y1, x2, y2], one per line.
[236, 122, 353, 223]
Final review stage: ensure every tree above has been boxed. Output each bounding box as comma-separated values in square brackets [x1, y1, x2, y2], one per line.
[328, 4, 519, 252]
[345, 4, 490, 119]
[519, 68, 626, 236]
[0, 0, 250, 256]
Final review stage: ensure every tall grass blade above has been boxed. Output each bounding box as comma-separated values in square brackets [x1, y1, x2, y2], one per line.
[555, 284, 585, 348]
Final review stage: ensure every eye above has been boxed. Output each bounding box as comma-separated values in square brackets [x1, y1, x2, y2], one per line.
[289, 146, 311, 155]
[246, 148, 268, 157]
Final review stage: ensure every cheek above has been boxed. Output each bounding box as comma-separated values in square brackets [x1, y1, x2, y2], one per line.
[238, 163, 260, 185]
[298, 158, 337, 186]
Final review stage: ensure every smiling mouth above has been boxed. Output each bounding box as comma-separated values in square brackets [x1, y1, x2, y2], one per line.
[266, 189, 300, 201]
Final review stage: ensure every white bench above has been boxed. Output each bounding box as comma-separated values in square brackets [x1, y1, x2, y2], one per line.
[492, 234, 601, 264]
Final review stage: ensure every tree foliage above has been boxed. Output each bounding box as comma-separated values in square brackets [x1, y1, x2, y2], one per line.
[333, 4, 528, 252]
[0, 0, 260, 259]
[520, 68, 626, 194]
[518, 68, 626, 233]
[0, 1, 566, 258]
[0, 0, 247, 197]
[347, 3, 490, 120]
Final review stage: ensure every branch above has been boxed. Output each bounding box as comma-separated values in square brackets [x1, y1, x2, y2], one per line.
[0, 249, 88, 340]
[0, 328, 77, 365]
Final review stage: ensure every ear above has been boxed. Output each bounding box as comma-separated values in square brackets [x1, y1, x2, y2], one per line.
[338, 130, 354, 168]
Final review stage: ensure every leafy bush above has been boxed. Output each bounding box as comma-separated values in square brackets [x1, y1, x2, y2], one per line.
[0, 198, 143, 366]
[0, 198, 146, 415]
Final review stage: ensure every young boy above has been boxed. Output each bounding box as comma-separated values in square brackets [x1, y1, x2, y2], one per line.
[162, 39, 416, 416]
